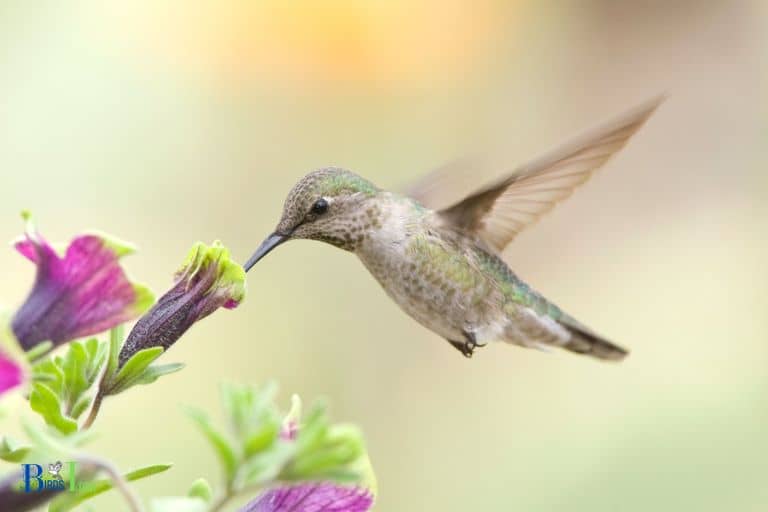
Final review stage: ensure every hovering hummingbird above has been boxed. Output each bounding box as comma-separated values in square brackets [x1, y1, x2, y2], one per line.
[244, 97, 662, 360]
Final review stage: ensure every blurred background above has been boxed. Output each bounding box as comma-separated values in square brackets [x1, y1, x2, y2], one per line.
[1, 1, 766, 510]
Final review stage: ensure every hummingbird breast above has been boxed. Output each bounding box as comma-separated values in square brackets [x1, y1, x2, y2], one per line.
[355, 198, 505, 342]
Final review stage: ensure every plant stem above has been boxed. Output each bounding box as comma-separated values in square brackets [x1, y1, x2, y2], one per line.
[81, 392, 103, 430]
[209, 479, 239, 512]
[210, 482, 267, 512]
[78, 455, 144, 512]
[209, 491, 234, 512]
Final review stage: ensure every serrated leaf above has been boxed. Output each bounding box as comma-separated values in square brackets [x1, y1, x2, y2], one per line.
[0, 436, 32, 462]
[185, 407, 238, 483]
[29, 382, 77, 435]
[107, 346, 164, 394]
[48, 463, 172, 512]
[133, 363, 185, 386]
[187, 477, 213, 502]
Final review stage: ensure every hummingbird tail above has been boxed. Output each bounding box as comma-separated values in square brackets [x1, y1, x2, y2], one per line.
[561, 321, 628, 361]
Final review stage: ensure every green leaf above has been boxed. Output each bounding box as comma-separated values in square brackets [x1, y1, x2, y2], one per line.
[83, 337, 107, 382]
[281, 418, 366, 481]
[185, 407, 239, 483]
[127, 463, 172, 479]
[26, 340, 53, 362]
[240, 441, 296, 487]
[243, 419, 279, 458]
[61, 341, 89, 407]
[350, 451, 378, 494]
[221, 382, 253, 440]
[134, 363, 185, 386]
[21, 416, 76, 456]
[48, 464, 172, 512]
[32, 358, 65, 395]
[295, 401, 329, 455]
[29, 382, 77, 435]
[106, 346, 164, 394]
[0, 436, 32, 462]
[70, 394, 93, 420]
[187, 477, 213, 502]
[222, 381, 278, 442]
[104, 325, 124, 381]
[285, 440, 361, 480]
[84, 337, 100, 358]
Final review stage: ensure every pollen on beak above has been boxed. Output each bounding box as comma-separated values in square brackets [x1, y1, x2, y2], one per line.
[244, 232, 289, 272]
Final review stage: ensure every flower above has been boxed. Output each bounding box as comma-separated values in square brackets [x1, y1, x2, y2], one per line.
[0, 350, 24, 397]
[118, 241, 245, 365]
[240, 483, 373, 512]
[280, 394, 302, 441]
[0, 470, 61, 512]
[11, 213, 153, 352]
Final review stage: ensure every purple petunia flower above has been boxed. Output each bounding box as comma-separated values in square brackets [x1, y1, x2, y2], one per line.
[118, 241, 245, 366]
[240, 483, 373, 512]
[0, 350, 24, 396]
[11, 214, 153, 352]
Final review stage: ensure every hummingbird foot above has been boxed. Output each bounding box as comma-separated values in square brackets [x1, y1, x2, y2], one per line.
[448, 332, 481, 358]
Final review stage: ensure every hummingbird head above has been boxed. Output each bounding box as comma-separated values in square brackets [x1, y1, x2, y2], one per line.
[244, 167, 381, 271]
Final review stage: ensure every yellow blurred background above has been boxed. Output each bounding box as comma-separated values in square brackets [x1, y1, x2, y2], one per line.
[1, 1, 766, 510]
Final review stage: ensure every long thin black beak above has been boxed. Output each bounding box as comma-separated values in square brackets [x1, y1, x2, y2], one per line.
[243, 232, 289, 272]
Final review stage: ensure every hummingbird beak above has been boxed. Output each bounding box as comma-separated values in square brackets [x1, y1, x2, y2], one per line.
[243, 232, 289, 272]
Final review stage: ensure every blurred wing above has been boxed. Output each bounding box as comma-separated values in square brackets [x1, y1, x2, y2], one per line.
[435, 96, 664, 252]
[402, 155, 492, 211]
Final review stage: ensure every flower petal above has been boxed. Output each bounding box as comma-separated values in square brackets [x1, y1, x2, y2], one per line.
[11, 216, 153, 351]
[241, 483, 373, 512]
[0, 350, 24, 396]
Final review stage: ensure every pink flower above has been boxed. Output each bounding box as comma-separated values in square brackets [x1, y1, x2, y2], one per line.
[241, 483, 373, 512]
[0, 350, 24, 397]
[11, 214, 153, 351]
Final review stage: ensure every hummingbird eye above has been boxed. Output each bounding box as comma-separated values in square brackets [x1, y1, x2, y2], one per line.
[310, 198, 329, 215]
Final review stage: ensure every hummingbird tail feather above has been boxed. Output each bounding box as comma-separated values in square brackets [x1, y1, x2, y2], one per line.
[561, 322, 628, 361]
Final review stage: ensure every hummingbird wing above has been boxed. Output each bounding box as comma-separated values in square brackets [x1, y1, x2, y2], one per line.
[409, 96, 664, 252]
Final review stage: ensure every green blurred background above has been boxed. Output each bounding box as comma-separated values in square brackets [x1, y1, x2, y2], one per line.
[2, 1, 766, 510]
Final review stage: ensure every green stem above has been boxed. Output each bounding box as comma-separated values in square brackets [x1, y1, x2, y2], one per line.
[209, 490, 234, 512]
[209, 462, 268, 512]
[78, 455, 144, 512]
[81, 392, 104, 430]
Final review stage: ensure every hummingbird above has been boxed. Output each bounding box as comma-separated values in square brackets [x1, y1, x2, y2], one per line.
[244, 97, 662, 360]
